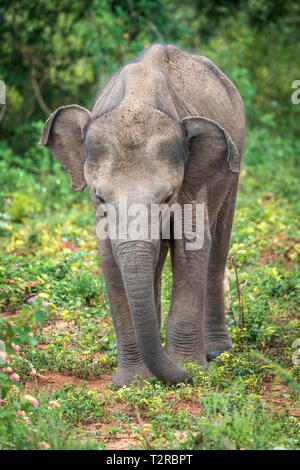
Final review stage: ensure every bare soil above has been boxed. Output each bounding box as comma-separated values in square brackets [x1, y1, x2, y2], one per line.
[23, 371, 299, 450]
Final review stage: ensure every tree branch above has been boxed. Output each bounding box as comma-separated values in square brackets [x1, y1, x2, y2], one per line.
[30, 69, 51, 114]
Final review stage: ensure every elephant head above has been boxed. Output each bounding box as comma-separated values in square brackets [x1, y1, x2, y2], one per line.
[40, 103, 240, 385]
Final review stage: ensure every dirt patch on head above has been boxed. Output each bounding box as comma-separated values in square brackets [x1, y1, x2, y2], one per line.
[24, 371, 112, 392]
[260, 379, 300, 418]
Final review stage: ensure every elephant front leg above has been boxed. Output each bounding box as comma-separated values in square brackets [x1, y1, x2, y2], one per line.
[98, 239, 151, 387]
[166, 236, 210, 368]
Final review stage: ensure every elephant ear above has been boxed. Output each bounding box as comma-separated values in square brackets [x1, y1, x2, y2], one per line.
[181, 116, 240, 199]
[39, 105, 91, 191]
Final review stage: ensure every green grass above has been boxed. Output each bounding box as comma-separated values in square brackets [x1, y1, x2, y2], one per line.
[0, 124, 299, 450]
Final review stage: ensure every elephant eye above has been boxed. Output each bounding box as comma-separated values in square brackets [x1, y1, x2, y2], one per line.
[96, 194, 106, 204]
[163, 192, 174, 204]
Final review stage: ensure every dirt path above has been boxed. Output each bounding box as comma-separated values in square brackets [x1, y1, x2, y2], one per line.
[24, 371, 112, 391]
[259, 379, 300, 419]
[23, 371, 299, 450]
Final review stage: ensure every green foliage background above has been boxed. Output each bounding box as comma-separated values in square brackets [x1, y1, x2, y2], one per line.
[0, 0, 299, 451]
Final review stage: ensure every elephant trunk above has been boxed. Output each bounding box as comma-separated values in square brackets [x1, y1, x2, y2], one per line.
[113, 240, 190, 385]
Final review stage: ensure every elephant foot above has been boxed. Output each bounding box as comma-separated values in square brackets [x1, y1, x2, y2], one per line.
[112, 364, 152, 388]
[206, 349, 230, 361]
[205, 333, 232, 362]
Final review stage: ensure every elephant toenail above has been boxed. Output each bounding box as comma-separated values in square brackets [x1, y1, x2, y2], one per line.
[207, 350, 226, 361]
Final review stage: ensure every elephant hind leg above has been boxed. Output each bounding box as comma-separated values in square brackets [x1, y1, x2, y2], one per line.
[205, 179, 239, 359]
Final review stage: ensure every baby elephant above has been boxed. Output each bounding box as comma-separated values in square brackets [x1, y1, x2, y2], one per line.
[40, 44, 245, 387]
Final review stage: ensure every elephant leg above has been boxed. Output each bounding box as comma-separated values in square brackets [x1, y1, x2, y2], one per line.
[205, 179, 238, 360]
[154, 241, 169, 328]
[98, 239, 151, 387]
[165, 215, 211, 368]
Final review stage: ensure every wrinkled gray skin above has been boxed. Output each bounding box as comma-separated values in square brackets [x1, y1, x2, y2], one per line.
[40, 44, 245, 387]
